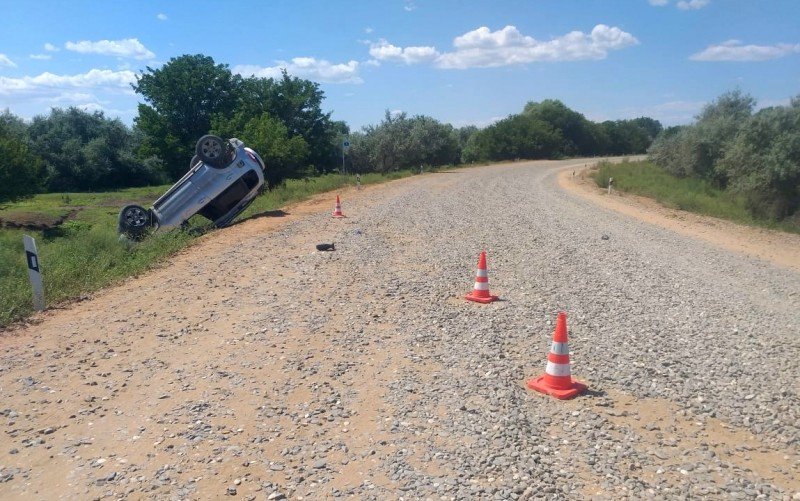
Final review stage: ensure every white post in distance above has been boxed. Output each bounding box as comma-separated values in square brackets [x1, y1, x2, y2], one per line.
[23, 235, 45, 311]
[342, 139, 350, 175]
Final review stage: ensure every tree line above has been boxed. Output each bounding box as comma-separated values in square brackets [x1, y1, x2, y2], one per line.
[1, 53, 662, 203]
[648, 90, 800, 221]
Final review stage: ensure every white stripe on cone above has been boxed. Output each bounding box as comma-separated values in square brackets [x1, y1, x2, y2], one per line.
[545, 361, 572, 377]
[476, 269, 488, 278]
[550, 342, 569, 355]
[473, 282, 489, 291]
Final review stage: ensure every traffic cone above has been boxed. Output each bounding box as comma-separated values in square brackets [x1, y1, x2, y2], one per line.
[332, 195, 345, 218]
[527, 312, 587, 400]
[465, 251, 499, 304]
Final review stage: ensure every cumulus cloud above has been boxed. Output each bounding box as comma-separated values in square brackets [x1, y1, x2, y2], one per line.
[369, 40, 440, 64]
[233, 57, 362, 84]
[404, 1, 417, 11]
[44, 43, 59, 52]
[29, 54, 52, 60]
[373, 25, 637, 69]
[690, 40, 800, 61]
[0, 69, 137, 96]
[65, 38, 155, 60]
[0, 54, 16, 68]
[677, 0, 710, 9]
[157, 13, 168, 21]
[364, 27, 374, 34]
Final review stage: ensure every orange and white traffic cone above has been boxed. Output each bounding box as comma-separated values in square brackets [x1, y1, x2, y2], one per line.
[465, 251, 499, 304]
[527, 312, 587, 399]
[332, 195, 345, 218]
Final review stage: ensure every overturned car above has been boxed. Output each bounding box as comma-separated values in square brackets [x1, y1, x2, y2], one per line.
[118, 135, 266, 239]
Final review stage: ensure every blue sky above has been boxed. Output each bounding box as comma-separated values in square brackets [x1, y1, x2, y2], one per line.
[0, 0, 798, 130]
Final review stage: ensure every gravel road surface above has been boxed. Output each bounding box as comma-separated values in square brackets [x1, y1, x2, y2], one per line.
[1, 159, 798, 500]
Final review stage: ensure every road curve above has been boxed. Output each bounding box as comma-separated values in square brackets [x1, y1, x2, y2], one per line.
[1, 159, 798, 499]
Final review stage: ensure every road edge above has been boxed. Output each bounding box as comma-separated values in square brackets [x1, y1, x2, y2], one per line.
[558, 164, 800, 273]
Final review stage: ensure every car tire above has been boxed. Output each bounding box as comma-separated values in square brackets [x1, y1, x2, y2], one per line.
[118, 204, 152, 240]
[195, 135, 227, 168]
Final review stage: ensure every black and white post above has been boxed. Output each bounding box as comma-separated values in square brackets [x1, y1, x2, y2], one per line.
[23, 235, 45, 311]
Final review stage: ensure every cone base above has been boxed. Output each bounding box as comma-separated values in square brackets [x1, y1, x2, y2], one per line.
[465, 293, 499, 304]
[527, 375, 587, 400]
[332, 213, 346, 218]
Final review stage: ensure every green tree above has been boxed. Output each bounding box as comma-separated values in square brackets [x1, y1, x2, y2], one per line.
[717, 98, 800, 219]
[133, 54, 240, 178]
[0, 110, 43, 203]
[28, 107, 164, 191]
[212, 111, 310, 187]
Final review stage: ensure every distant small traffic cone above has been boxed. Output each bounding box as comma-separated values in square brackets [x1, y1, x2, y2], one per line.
[465, 251, 499, 303]
[332, 195, 345, 218]
[527, 312, 587, 400]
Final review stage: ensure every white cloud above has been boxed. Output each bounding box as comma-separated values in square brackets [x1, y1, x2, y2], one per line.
[364, 27, 374, 34]
[612, 100, 706, 125]
[690, 40, 800, 62]
[233, 57, 363, 84]
[0, 69, 137, 96]
[375, 24, 638, 69]
[677, 0, 710, 9]
[157, 13, 168, 21]
[451, 115, 504, 128]
[649, 0, 711, 9]
[48, 92, 98, 103]
[0, 54, 16, 68]
[44, 43, 59, 52]
[369, 40, 440, 64]
[65, 38, 155, 60]
[29, 54, 52, 60]
[404, 1, 417, 11]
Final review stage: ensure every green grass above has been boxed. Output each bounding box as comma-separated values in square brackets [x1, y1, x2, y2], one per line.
[0, 170, 418, 328]
[592, 160, 800, 234]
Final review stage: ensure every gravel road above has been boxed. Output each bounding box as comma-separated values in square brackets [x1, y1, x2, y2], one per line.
[1, 159, 798, 500]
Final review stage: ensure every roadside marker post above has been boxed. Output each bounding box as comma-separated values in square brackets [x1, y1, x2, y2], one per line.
[23, 235, 45, 311]
[342, 139, 350, 175]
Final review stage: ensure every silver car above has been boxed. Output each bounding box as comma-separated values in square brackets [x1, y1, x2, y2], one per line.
[118, 135, 266, 239]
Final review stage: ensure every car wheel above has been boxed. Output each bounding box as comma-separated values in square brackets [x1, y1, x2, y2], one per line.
[118, 204, 152, 240]
[195, 135, 227, 168]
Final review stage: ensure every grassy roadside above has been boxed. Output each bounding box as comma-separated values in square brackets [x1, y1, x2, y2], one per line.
[592, 160, 800, 234]
[0, 169, 418, 328]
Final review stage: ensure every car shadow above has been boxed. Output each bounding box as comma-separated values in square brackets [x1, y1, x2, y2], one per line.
[232, 209, 289, 227]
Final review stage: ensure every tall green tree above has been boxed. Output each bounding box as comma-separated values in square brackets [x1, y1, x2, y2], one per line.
[717, 97, 800, 219]
[0, 110, 43, 203]
[133, 54, 240, 178]
[212, 111, 310, 187]
[27, 108, 164, 191]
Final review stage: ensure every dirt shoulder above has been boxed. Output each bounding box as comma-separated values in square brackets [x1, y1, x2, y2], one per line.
[559, 165, 800, 273]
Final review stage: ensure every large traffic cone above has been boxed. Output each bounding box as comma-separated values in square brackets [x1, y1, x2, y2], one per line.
[332, 195, 345, 218]
[527, 312, 587, 400]
[465, 251, 499, 304]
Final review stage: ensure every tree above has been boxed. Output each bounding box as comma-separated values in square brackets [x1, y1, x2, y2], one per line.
[717, 99, 800, 219]
[524, 99, 598, 155]
[133, 54, 240, 178]
[0, 110, 43, 203]
[28, 107, 164, 191]
[212, 111, 310, 187]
